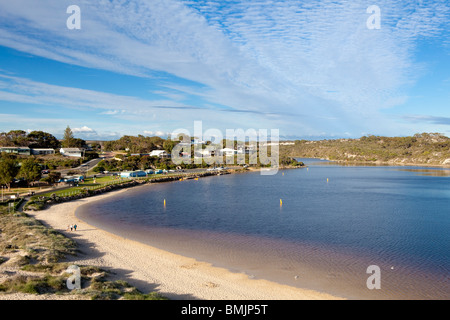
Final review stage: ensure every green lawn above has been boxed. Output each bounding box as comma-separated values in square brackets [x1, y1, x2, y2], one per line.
[40, 176, 129, 197]
[39, 172, 202, 198]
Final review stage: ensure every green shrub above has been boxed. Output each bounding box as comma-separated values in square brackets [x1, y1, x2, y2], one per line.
[123, 291, 169, 300]
[0, 274, 67, 294]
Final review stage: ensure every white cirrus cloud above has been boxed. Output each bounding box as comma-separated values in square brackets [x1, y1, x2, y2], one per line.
[143, 130, 170, 137]
[72, 126, 96, 133]
[0, 0, 449, 137]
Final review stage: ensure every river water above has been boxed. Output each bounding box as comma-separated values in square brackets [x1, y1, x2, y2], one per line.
[76, 159, 449, 299]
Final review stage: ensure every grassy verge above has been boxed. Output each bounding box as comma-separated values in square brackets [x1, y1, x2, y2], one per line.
[23, 170, 225, 211]
[38, 172, 203, 198]
[0, 206, 167, 300]
[0, 198, 24, 213]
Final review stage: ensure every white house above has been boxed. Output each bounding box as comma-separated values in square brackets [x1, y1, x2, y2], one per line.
[237, 145, 256, 155]
[192, 139, 206, 145]
[120, 170, 147, 178]
[60, 148, 83, 157]
[218, 148, 237, 156]
[194, 149, 215, 158]
[149, 150, 169, 158]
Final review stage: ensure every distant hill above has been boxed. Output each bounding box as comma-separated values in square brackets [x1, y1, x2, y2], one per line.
[280, 133, 450, 167]
[103, 135, 165, 153]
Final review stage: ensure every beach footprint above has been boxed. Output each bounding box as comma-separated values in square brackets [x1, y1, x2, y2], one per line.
[202, 281, 219, 288]
[180, 263, 200, 270]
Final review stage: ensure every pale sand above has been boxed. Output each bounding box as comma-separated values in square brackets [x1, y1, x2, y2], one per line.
[21, 189, 343, 300]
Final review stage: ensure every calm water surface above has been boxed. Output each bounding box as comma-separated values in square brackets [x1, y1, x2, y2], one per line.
[77, 160, 449, 299]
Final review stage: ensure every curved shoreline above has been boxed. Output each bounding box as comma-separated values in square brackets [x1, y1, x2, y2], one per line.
[28, 187, 343, 300]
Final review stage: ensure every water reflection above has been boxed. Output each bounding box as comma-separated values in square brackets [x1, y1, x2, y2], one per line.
[396, 168, 450, 177]
[296, 158, 390, 167]
[297, 158, 450, 174]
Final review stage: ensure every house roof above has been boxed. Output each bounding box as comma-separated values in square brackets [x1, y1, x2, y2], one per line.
[60, 148, 83, 152]
[0, 146, 30, 150]
[150, 150, 167, 155]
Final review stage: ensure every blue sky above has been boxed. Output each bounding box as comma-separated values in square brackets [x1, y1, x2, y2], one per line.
[0, 0, 449, 141]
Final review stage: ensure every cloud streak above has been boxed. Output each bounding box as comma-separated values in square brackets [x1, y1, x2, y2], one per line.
[403, 115, 450, 126]
[0, 0, 449, 137]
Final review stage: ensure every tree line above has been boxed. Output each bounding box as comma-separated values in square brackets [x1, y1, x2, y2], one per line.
[103, 135, 167, 153]
[0, 154, 49, 191]
[0, 126, 89, 149]
[0, 130, 61, 149]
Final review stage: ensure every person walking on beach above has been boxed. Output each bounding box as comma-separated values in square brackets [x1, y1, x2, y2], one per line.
[73, 224, 77, 231]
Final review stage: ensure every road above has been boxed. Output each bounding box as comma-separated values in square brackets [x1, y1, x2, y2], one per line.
[57, 157, 104, 177]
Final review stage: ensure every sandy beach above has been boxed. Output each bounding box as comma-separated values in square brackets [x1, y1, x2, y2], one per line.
[17, 188, 343, 300]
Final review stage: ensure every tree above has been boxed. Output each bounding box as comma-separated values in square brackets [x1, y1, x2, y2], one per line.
[18, 157, 42, 186]
[90, 142, 102, 151]
[41, 171, 61, 185]
[72, 138, 87, 148]
[93, 162, 105, 173]
[0, 156, 19, 191]
[163, 139, 177, 155]
[6, 130, 28, 146]
[62, 126, 75, 148]
[27, 131, 61, 149]
[0, 132, 13, 147]
[103, 135, 165, 152]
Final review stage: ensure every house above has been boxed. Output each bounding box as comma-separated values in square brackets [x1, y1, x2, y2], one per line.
[237, 145, 256, 154]
[192, 139, 206, 145]
[218, 148, 237, 156]
[59, 175, 84, 184]
[149, 150, 169, 158]
[31, 148, 55, 156]
[120, 171, 132, 178]
[131, 171, 147, 177]
[60, 148, 83, 158]
[0, 147, 31, 156]
[194, 148, 216, 158]
[120, 171, 147, 178]
[0, 147, 57, 156]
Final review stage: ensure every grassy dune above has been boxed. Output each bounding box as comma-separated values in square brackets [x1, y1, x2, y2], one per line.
[0, 206, 167, 300]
